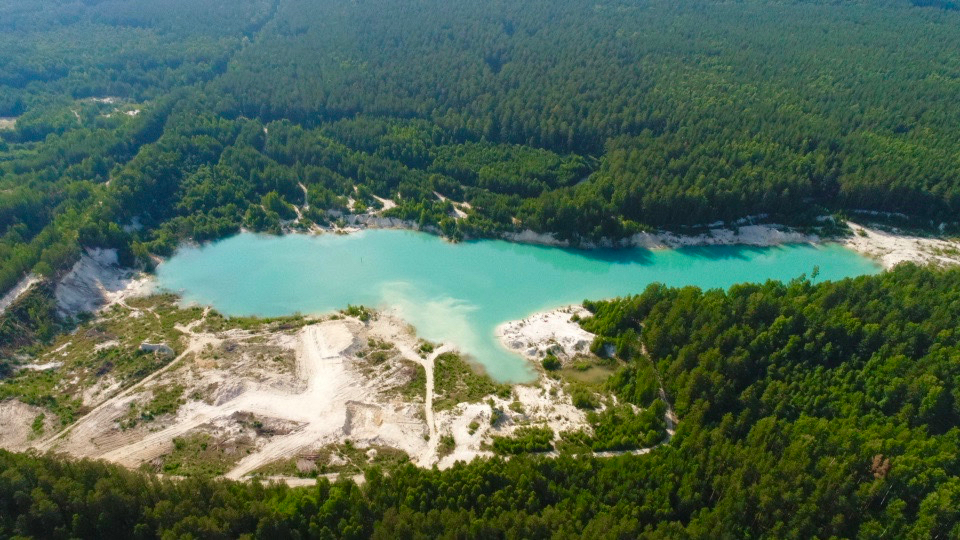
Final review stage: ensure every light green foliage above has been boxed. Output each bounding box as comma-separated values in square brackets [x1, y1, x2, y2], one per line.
[120, 384, 185, 429]
[157, 432, 251, 477]
[30, 413, 45, 437]
[491, 426, 554, 455]
[432, 352, 511, 410]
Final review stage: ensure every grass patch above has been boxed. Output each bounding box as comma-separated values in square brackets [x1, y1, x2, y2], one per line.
[342, 305, 371, 322]
[120, 384, 184, 429]
[433, 352, 511, 410]
[559, 356, 620, 386]
[438, 435, 456, 458]
[254, 442, 410, 478]
[569, 384, 600, 410]
[30, 413, 45, 437]
[156, 432, 253, 477]
[200, 310, 310, 333]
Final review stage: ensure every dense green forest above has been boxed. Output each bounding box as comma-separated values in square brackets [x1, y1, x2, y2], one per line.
[2, 266, 959, 538]
[4, 0, 960, 536]
[5, 0, 960, 298]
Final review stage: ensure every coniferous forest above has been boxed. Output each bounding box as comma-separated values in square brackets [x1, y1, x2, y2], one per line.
[3, 0, 960, 537]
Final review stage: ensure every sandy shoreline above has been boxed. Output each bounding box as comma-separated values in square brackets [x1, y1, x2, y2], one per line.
[4, 215, 955, 317]
[842, 222, 960, 269]
[313, 209, 960, 271]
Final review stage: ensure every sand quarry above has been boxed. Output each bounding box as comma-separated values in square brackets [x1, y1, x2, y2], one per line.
[3, 253, 598, 481]
[3, 220, 959, 483]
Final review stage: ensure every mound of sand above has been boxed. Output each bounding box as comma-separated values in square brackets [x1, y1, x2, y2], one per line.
[55, 248, 151, 316]
[0, 400, 57, 451]
[497, 306, 595, 361]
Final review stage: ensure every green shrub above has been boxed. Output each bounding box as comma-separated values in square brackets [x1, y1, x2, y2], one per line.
[492, 426, 554, 455]
[541, 354, 561, 371]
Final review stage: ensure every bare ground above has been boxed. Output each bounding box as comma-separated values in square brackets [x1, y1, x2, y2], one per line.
[13, 301, 607, 482]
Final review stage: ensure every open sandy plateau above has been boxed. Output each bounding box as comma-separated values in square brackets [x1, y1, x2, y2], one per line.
[9, 306, 602, 481]
[2, 219, 958, 484]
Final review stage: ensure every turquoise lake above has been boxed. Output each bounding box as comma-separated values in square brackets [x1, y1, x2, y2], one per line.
[155, 230, 881, 382]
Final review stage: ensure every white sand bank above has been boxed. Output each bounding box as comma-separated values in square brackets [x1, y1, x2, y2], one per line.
[55, 249, 152, 316]
[497, 306, 595, 362]
[0, 400, 57, 452]
[0, 273, 40, 315]
[504, 223, 818, 249]
[843, 222, 960, 270]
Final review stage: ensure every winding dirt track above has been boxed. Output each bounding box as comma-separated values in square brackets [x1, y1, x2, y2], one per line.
[37, 317, 216, 453]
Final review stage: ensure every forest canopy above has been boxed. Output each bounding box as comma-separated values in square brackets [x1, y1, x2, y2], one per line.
[4, 0, 960, 297]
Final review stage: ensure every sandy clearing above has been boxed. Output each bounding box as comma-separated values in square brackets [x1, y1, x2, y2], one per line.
[364, 313, 451, 466]
[223, 321, 367, 478]
[55, 248, 152, 317]
[372, 195, 397, 211]
[416, 344, 453, 466]
[0, 400, 57, 452]
[16, 299, 674, 481]
[37, 315, 218, 454]
[42, 314, 430, 480]
[0, 117, 16, 130]
[497, 306, 594, 363]
[843, 222, 960, 269]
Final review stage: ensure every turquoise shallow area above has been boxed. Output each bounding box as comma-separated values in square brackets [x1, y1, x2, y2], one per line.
[155, 230, 881, 382]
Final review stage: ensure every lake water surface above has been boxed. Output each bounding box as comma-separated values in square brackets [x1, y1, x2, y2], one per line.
[156, 230, 880, 382]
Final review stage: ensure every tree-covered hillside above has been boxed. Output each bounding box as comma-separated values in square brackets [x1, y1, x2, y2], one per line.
[3, 266, 960, 538]
[4, 0, 960, 298]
